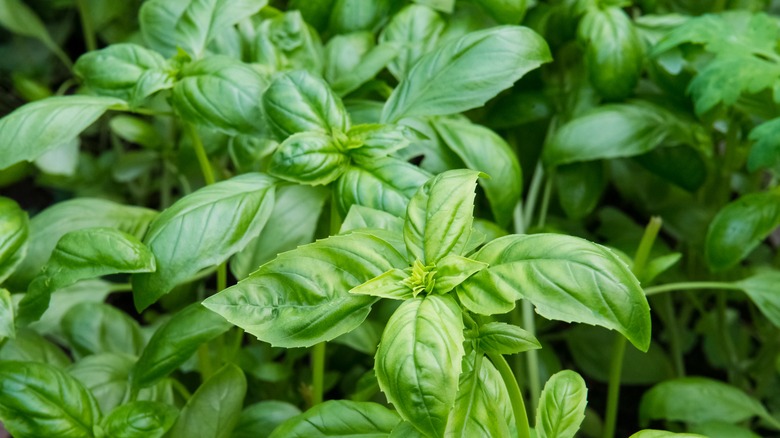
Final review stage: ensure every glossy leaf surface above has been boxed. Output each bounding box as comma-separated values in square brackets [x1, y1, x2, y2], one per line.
[536, 370, 588, 438]
[269, 132, 350, 185]
[269, 400, 401, 437]
[0, 196, 28, 284]
[101, 401, 178, 438]
[62, 302, 145, 357]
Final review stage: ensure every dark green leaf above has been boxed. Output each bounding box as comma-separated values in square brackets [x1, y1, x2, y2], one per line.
[132, 173, 276, 311]
[705, 190, 780, 271]
[62, 302, 145, 357]
[381, 26, 551, 122]
[735, 270, 780, 328]
[688, 56, 780, 115]
[0, 96, 125, 170]
[748, 117, 780, 173]
[0, 328, 70, 367]
[0, 0, 69, 65]
[101, 402, 178, 438]
[0, 289, 11, 340]
[269, 400, 401, 437]
[555, 161, 607, 219]
[477, 322, 540, 355]
[233, 401, 301, 438]
[375, 295, 464, 437]
[269, 132, 350, 185]
[0, 361, 101, 438]
[0, 197, 28, 284]
[167, 364, 246, 438]
[379, 4, 445, 81]
[472, 0, 528, 24]
[204, 231, 406, 347]
[633, 146, 707, 192]
[131, 303, 232, 388]
[690, 422, 760, 438]
[536, 370, 588, 438]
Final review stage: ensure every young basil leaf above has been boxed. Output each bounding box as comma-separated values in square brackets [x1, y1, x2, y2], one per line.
[336, 156, 430, 217]
[0, 196, 28, 284]
[704, 190, 780, 271]
[324, 33, 399, 96]
[381, 26, 551, 123]
[404, 169, 481, 264]
[748, 117, 780, 173]
[432, 254, 488, 295]
[231, 185, 328, 280]
[544, 102, 709, 167]
[642, 253, 681, 285]
[375, 294, 464, 437]
[74, 44, 172, 102]
[269, 400, 401, 437]
[0, 96, 126, 170]
[629, 431, 706, 438]
[476, 322, 540, 356]
[0, 0, 70, 68]
[379, 4, 445, 81]
[555, 161, 607, 220]
[167, 364, 246, 438]
[328, 0, 391, 34]
[6, 198, 157, 291]
[263, 69, 349, 139]
[536, 370, 588, 438]
[577, 6, 644, 100]
[445, 351, 513, 437]
[132, 173, 276, 311]
[140, 0, 267, 58]
[204, 230, 406, 347]
[639, 377, 772, 427]
[431, 118, 522, 227]
[233, 401, 301, 438]
[172, 56, 269, 136]
[109, 115, 162, 150]
[269, 132, 350, 185]
[0, 288, 14, 339]
[61, 302, 145, 357]
[735, 270, 780, 328]
[340, 205, 404, 234]
[0, 328, 71, 367]
[131, 303, 232, 388]
[253, 10, 325, 74]
[0, 361, 101, 438]
[472, 0, 528, 24]
[101, 401, 178, 438]
[350, 268, 413, 300]
[459, 234, 651, 351]
[346, 124, 410, 158]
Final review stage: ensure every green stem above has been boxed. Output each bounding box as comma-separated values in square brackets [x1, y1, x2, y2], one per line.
[488, 352, 531, 438]
[644, 281, 742, 296]
[217, 262, 227, 292]
[311, 342, 326, 406]
[75, 0, 97, 52]
[522, 300, 540, 419]
[523, 163, 544, 227]
[536, 170, 554, 229]
[197, 343, 214, 381]
[185, 123, 216, 185]
[659, 294, 685, 377]
[170, 378, 193, 401]
[107, 283, 132, 293]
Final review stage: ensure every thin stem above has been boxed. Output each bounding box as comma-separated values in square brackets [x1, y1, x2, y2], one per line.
[602, 336, 627, 438]
[197, 343, 214, 381]
[108, 283, 132, 293]
[632, 216, 663, 282]
[536, 170, 554, 229]
[523, 163, 544, 227]
[513, 200, 526, 235]
[75, 0, 97, 52]
[311, 342, 326, 406]
[488, 352, 531, 438]
[217, 262, 227, 292]
[659, 294, 685, 377]
[644, 281, 742, 296]
[170, 378, 193, 401]
[522, 300, 540, 419]
[185, 123, 216, 185]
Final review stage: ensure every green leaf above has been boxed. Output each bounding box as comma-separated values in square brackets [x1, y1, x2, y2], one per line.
[413, 0, 454, 13]
[0, 361, 101, 438]
[340, 205, 404, 234]
[346, 123, 411, 158]
[350, 269, 413, 300]
[140, 0, 267, 58]
[379, 4, 445, 81]
[390, 421, 426, 437]
[332, 318, 384, 355]
[74, 44, 172, 102]
[630, 431, 706, 438]
[62, 302, 145, 357]
[204, 231, 406, 347]
[555, 161, 607, 220]
[432, 118, 522, 227]
[536, 370, 588, 438]
[688, 56, 780, 115]
[0, 328, 70, 367]
[132, 173, 276, 311]
[476, 322, 540, 355]
[472, 0, 528, 24]
[639, 377, 772, 426]
[269, 132, 350, 185]
[432, 254, 488, 295]
[233, 401, 301, 438]
[735, 270, 780, 328]
[231, 185, 328, 280]
[269, 400, 401, 437]
[325, 32, 400, 96]
[633, 146, 707, 192]
[101, 401, 178, 438]
[0, 288, 14, 339]
[167, 365, 246, 438]
[544, 102, 709, 167]
[375, 295, 464, 437]
[336, 157, 430, 217]
[705, 190, 780, 271]
[642, 253, 682, 285]
[263, 70, 349, 139]
[172, 56, 269, 135]
[253, 10, 325, 74]
[131, 303, 232, 388]
[7, 198, 157, 291]
[690, 422, 761, 438]
[578, 6, 644, 100]
[27, 279, 112, 342]
[381, 25, 551, 122]
[0, 96, 125, 170]
[404, 169, 482, 264]
[109, 115, 163, 150]
[0, 0, 69, 66]
[748, 117, 780, 173]
[458, 234, 651, 351]
[0, 196, 28, 284]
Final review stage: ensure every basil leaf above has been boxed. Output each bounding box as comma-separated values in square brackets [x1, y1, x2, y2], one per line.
[233, 401, 301, 438]
[140, 0, 267, 57]
[0, 0, 70, 67]
[379, 4, 445, 81]
[432, 254, 488, 295]
[477, 322, 540, 356]
[231, 185, 328, 280]
[269, 400, 401, 437]
[27, 280, 112, 342]
[413, 0, 454, 13]
[101, 401, 179, 438]
[263, 70, 349, 139]
[555, 161, 607, 220]
[0, 96, 125, 170]
[748, 117, 780, 173]
[132, 173, 276, 311]
[735, 270, 780, 328]
[689, 422, 759, 438]
[459, 234, 651, 351]
[131, 303, 232, 388]
[350, 269, 413, 300]
[0, 328, 71, 367]
[62, 302, 145, 357]
[0, 196, 28, 284]
[0, 288, 14, 339]
[705, 190, 780, 271]
[375, 295, 464, 437]
[253, 10, 325, 74]
[204, 231, 406, 347]
[0, 361, 101, 438]
[341, 205, 404, 234]
[269, 132, 350, 185]
[167, 364, 247, 438]
[404, 169, 481, 264]
[7, 198, 157, 290]
[109, 115, 162, 150]
[336, 157, 430, 217]
[324, 32, 399, 96]
[432, 118, 522, 227]
[630, 431, 706, 438]
[381, 26, 551, 122]
[390, 421, 425, 437]
[472, 0, 528, 24]
[346, 123, 411, 158]
[536, 370, 588, 438]
[172, 56, 269, 135]
[328, 0, 390, 34]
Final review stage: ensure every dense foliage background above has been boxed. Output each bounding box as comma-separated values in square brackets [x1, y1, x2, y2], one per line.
[1, 0, 780, 437]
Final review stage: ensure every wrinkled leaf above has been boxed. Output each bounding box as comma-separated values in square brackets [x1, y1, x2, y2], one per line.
[101, 401, 179, 438]
[269, 132, 350, 185]
[0, 328, 70, 367]
[379, 4, 445, 81]
[269, 400, 401, 437]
